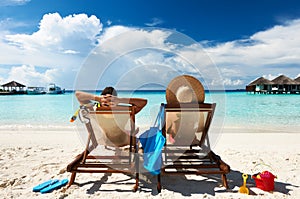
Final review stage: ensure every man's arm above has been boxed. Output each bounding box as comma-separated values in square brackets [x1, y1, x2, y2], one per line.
[115, 97, 147, 114]
[75, 91, 147, 114]
[75, 91, 98, 104]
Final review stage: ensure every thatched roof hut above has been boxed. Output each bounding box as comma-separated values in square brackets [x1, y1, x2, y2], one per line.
[246, 77, 274, 92]
[2, 81, 26, 88]
[248, 77, 274, 86]
[1, 81, 26, 93]
[271, 75, 298, 85]
[269, 75, 300, 93]
[246, 75, 300, 94]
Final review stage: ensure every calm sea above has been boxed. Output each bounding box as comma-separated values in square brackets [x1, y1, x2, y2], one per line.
[1, 91, 300, 132]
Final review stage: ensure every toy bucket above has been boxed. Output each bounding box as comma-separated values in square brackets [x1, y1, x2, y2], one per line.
[252, 171, 276, 191]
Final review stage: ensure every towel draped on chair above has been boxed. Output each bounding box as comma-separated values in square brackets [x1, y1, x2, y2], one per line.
[139, 105, 165, 175]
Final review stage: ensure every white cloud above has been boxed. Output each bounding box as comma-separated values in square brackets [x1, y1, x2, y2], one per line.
[208, 19, 300, 67]
[97, 26, 172, 50]
[63, 49, 79, 54]
[145, 18, 164, 27]
[210, 78, 243, 87]
[5, 13, 102, 54]
[223, 78, 243, 86]
[74, 27, 222, 90]
[0, 67, 9, 75]
[1, 13, 300, 90]
[0, 0, 30, 6]
[262, 74, 281, 80]
[0, 13, 103, 89]
[204, 19, 300, 87]
[0, 18, 27, 32]
[106, 20, 112, 26]
[3, 64, 76, 89]
[5, 65, 52, 86]
[97, 25, 132, 44]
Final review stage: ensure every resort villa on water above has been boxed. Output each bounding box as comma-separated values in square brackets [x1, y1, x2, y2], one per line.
[0, 81, 27, 95]
[246, 75, 300, 94]
[0, 81, 65, 95]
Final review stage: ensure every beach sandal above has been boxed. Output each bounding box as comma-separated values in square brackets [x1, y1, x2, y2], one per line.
[40, 179, 69, 194]
[32, 179, 59, 192]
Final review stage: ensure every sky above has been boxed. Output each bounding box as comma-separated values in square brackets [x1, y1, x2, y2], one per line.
[1, 0, 300, 90]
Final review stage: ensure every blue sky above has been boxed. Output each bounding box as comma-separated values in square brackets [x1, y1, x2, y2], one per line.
[1, 0, 300, 90]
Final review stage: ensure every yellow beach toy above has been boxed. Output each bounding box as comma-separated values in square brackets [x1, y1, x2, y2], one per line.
[239, 173, 249, 194]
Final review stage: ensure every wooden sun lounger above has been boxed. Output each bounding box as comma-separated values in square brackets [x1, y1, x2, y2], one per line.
[155, 103, 230, 192]
[67, 105, 140, 191]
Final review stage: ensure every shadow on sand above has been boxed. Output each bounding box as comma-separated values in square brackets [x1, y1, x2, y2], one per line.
[73, 169, 298, 197]
[151, 169, 298, 196]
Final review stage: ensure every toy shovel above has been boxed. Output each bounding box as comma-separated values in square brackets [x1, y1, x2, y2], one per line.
[239, 173, 249, 194]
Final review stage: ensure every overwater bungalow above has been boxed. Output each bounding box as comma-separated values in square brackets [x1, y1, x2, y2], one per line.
[272, 75, 299, 94]
[246, 75, 300, 94]
[295, 76, 300, 92]
[0, 81, 27, 95]
[246, 77, 274, 94]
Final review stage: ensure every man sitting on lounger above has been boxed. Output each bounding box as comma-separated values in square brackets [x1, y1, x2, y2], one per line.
[75, 87, 147, 147]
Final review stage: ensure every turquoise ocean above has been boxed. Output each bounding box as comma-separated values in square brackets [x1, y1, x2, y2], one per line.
[1, 91, 300, 132]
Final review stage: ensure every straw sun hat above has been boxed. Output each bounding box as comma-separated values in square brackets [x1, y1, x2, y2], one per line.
[166, 75, 205, 105]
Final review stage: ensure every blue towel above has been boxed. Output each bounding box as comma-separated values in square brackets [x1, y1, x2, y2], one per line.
[139, 127, 166, 175]
[40, 179, 68, 194]
[32, 179, 59, 192]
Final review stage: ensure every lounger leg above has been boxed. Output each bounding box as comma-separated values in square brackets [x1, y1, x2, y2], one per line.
[133, 173, 139, 192]
[222, 174, 229, 189]
[67, 172, 76, 188]
[132, 142, 139, 192]
[157, 174, 161, 193]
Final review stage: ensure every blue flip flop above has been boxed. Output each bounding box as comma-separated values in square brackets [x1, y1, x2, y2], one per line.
[40, 179, 69, 194]
[33, 179, 59, 192]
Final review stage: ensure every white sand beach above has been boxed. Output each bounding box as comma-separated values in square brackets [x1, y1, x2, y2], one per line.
[0, 127, 299, 199]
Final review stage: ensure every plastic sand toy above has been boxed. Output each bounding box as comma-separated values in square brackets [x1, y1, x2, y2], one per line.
[252, 171, 276, 191]
[239, 173, 249, 194]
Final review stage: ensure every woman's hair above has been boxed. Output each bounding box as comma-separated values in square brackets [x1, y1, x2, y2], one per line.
[101, 86, 117, 96]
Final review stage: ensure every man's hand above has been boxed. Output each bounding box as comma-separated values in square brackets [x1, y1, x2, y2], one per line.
[101, 95, 118, 107]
